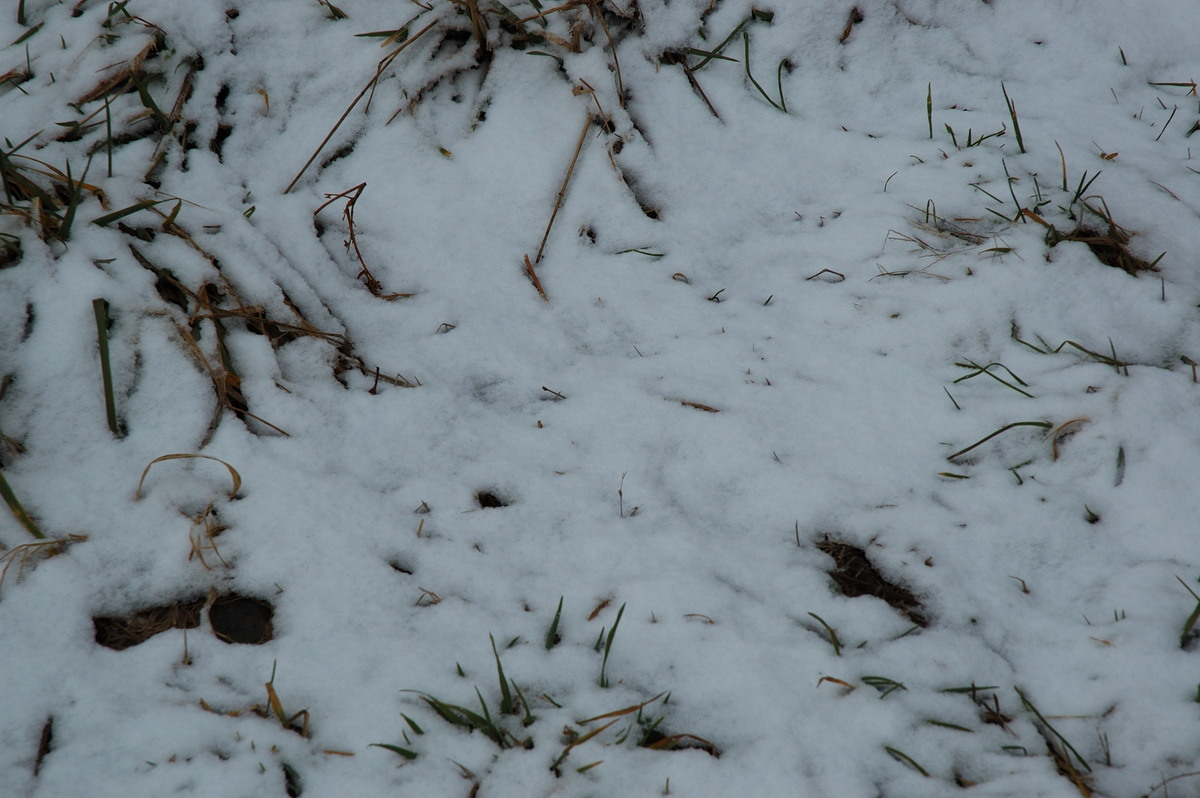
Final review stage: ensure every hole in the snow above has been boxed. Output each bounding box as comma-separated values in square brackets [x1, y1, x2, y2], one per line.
[816, 536, 927, 626]
[209, 594, 274, 644]
[389, 559, 414, 575]
[476, 490, 509, 508]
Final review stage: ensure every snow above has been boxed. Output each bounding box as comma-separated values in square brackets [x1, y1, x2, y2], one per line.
[2, 1, 1200, 795]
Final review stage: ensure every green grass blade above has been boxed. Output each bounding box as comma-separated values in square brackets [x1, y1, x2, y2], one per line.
[926, 83, 933, 139]
[1002, 82, 1026, 153]
[946, 421, 1052, 461]
[807, 612, 841, 656]
[1014, 687, 1092, 773]
[885, 746, 930, 776]
[369, 743, 417, 759]
[599, 603, 625, 687]
[92, 299, 119, 436]
[742, 31, 784, 112]
[545, 596, 563, 649]
[91, 199, 166, 227]
[0, 467, 44, 539]
[490, 634, 515, 715]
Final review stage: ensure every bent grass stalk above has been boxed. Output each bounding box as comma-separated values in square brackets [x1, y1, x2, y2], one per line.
[0, 468, 44, 538]
[807, 611, 841, 656]
[742, 31, 785, 112]
[946, 421, 1052, 461]
[135, 453, 242, 500]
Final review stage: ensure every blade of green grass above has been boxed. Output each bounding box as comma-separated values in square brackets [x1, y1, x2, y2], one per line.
[1014, 687, 1092, 773]
[0, 468, 44, 539]
[742, 31, 784, 112]
[599, 603, 625, 688]
[92, 299, 119, 436]
[885, 746, 930, 776]
[490, 634, 515, 715]
[946, 421, 1052, 462]
[369, 742, 417, 759]
[926, 83, 933, 139]
[545, 596, 563, 649]
[1002, 82, 1026, 153]
[807, 612, 841, 656]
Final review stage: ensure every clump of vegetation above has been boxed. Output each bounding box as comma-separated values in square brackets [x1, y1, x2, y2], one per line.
[377, 601, 717, 784]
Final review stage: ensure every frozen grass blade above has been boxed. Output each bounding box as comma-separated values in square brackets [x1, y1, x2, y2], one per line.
[862, 675, 908, 698]
[369, 743, 417, 760]
[807, 611, 841, 656]
[1017, 686, 1094, 772]
[57, 154, 92, 243]
[885, 746, 930, 777]
[1156, 105, 1177, 141]
[926, 82, 933, 139]
[953, 360, 1034, 398]
[545, 596, 564, 649]
[599, 602, 625, 687]
[1010, 328, 1128, 372]
[91, 199, 171, 228]
[92, 299, 120, 436]
[946, 421, 1052, 462]
[1002, 82, 1026, 153]
[0, 467, 44, 539]
[489, 634, 515, 715]
[742, 31, 784, 112]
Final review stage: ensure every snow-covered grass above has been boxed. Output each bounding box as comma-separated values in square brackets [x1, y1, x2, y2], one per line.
[3, 1, 1200, 795]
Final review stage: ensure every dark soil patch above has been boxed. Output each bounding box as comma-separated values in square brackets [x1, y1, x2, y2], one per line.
[209, 594, 274, 644]
[476, 490, 509, 508]
[94, 592, 275, 649]
[94, 597, 205, 650]
[816, 536, 927, 626]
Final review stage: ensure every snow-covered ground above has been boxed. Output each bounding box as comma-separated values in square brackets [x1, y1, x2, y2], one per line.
[3, 1, 1200, 795]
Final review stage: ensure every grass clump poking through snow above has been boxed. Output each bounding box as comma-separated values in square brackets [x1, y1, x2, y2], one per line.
[398, 604, 716, 780]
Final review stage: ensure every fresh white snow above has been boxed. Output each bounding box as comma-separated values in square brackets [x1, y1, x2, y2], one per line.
[2, 1, 1200, 795]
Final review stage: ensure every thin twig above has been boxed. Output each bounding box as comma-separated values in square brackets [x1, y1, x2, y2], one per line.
[535, 114, 593, 263]
[284, 18, 440, 194]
